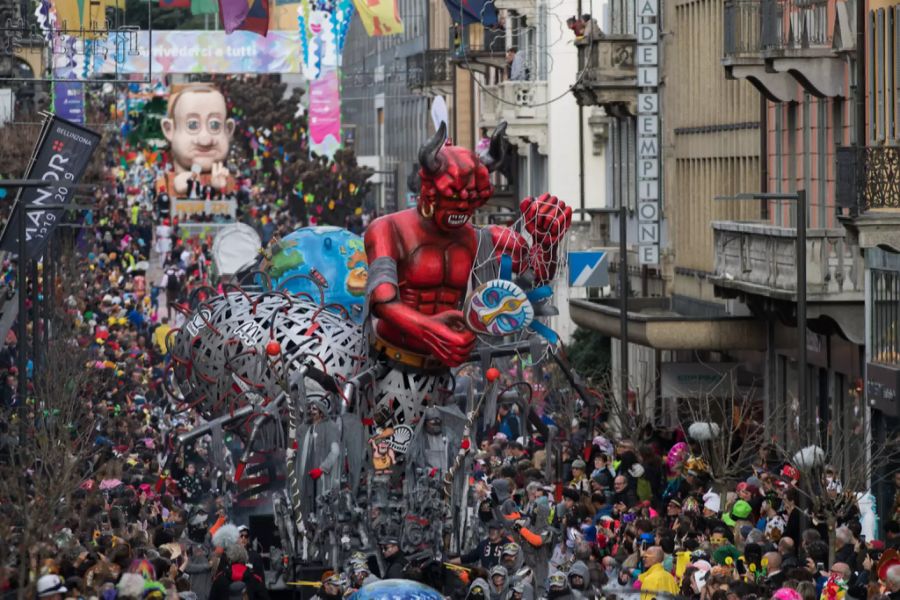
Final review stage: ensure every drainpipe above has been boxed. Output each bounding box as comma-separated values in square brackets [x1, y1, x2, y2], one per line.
[760, 96, 768, 218]
[856, 0, 865, 147]
[578, 0, 586, 220]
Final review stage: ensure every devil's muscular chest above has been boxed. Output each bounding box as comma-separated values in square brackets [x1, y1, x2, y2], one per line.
[399, 238, 475, 298]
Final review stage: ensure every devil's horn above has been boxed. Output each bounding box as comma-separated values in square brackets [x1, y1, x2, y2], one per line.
[485, 121, 508, 172]
[418, 121, 448, 175]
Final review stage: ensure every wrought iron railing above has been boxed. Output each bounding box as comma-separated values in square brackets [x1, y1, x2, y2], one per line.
[724, 0, 832, 57]
[775, 0, 831, 50]
[723, 0, 784, 55]
[406, 50, 451, 89]
[836, 145, 900, 213]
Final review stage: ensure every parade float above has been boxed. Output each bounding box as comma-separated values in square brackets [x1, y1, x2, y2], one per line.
[168, 121, 573, 584]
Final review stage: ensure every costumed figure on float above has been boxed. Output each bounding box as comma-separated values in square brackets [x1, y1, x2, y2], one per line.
[157, 83, 238, 222]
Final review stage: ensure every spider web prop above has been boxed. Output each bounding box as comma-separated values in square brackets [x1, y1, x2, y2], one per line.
[469, 202, 570, 365]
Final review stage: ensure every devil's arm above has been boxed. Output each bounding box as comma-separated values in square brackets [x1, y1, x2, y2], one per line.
[363, 217, 434, 340]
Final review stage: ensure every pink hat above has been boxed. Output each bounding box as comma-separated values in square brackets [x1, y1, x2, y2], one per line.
[771, 589, 802, 600]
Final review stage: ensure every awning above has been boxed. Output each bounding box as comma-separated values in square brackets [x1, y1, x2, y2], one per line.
[443, 0, 500, 26]
[569, 298, 766, 351]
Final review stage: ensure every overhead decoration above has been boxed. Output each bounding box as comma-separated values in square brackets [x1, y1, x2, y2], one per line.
[351, 0, 404, 36]
[298, 0, 355, 159]
[191, 0, 219, 14]
[442, 0, 499, 26]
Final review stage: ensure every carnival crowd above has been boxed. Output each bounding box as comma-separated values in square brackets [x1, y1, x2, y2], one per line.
[0, 138, 899, 600]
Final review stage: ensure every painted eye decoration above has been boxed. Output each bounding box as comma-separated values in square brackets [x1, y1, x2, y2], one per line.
[208, 119, 222, 133]
[187, 119, 201, 132]
[464, 279, 534, 336]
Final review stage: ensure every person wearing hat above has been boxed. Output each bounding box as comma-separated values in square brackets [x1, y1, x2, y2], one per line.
[348, 557, 379, 591]
[237, 525, 264, 575]
[569, 459, 590, 496]
[451, 521, 511, 570]
[722, 499, 753, 528]
[488, 565, 510, 600]
[555, 488, 580, 529]
[499, 543, 534, 600]
[702, 490, 721, 517]
[36, 574, 67, 600]
[544, 571, 573, 600]
[378, 537, 408, 580]
[311, 574, 344, 600]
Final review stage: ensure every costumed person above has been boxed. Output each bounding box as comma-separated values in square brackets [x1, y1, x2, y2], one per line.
[311, 574, 344, 600]
[364, 121, 572, 448]
[500, 542, 534, 600]
[378, 537, 408, 580]
[488, 565, 511, 600]
[159, 83, 235, 199]
[295, 395, 341, 517]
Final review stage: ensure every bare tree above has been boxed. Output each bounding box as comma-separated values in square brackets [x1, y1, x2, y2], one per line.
[768, 382, 900, 564]
[0, 252, 102, 599]
[676, 370, 765, 495]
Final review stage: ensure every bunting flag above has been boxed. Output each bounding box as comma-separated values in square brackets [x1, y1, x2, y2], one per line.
[240, 0, 269, 36]
[442, 0, 499, 26]
[218, 0, 251, 33]
[218, 0, 268, 35]
[159, 0, 191, 8]
[351, 0, 403, 36]
[191, 0, 219, 14]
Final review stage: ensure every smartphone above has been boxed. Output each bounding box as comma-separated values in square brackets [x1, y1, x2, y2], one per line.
[816, 562, 825, 572]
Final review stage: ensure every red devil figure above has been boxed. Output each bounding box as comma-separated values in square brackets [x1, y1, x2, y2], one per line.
[364, 122, 572, 370]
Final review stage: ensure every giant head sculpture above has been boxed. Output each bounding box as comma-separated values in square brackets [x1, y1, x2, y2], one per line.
[161, 84, 235, 194]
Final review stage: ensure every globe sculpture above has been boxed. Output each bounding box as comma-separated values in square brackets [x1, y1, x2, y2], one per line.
[268, 226, 368, 324]
[350, 580, 444, 600]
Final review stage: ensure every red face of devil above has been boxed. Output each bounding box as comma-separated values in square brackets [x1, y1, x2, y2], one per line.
[416, 122, 506, 232]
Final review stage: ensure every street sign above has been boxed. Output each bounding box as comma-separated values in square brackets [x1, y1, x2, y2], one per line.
[568, 251, 609, 287]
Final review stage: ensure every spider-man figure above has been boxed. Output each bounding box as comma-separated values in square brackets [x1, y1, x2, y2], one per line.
[365, 122, 572, 369]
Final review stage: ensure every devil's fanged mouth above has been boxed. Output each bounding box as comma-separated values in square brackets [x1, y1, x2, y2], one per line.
[446, 214, 469, 225]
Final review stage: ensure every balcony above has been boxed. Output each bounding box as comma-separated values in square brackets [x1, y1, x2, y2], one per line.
[711, 221, 863, 302]
[572, 37, 639, 116]
[450, 24, 506, 74]
[493, 0, 538, 22]
[722, 0, 853, 98]
[406, 50, 452, 95]
[479, 80, 549, 153]
[835, 145, 900, 251]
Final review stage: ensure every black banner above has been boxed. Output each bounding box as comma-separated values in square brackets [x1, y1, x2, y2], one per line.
[0, 115, 101, 259]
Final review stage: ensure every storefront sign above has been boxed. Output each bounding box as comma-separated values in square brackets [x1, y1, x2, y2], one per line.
[661, 362, 738, 398]
[867, 362, 899, 417]
[53, 81, 85, 124]
[637, 0, 660, 266]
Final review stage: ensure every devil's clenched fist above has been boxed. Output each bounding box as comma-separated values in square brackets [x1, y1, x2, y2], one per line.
[521, 193, 573, 248]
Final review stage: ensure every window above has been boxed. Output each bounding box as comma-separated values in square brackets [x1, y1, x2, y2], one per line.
[872, 268, 900, 365]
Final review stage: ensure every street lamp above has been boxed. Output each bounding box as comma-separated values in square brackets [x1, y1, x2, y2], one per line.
[715, 190, 810, 441]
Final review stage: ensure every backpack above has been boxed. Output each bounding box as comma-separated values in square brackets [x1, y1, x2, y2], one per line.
[165, 269, 182, 293]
